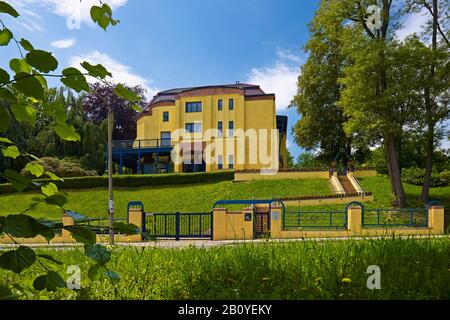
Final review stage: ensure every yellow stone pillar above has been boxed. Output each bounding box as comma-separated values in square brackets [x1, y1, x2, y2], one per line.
[270, 206, 283, 239]
[347, 206, 362, 236]
[61, 213, 75, 243]
[128, 208, 144, 242]
[428, 206, 445, 234]
[213, 208, 227, 240]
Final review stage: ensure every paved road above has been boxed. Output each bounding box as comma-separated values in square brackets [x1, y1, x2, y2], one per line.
[0, 235, 448, 250]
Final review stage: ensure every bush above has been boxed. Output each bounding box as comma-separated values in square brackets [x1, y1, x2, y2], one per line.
[401, 167, 449, 187]
[21, 157, 97, 178]
[439, 170, 450, 186]
[0, 171, 235, 194]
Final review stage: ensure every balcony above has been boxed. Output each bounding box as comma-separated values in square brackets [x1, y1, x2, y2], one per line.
[108, 139, 175, 174]
[111, 138, 174, 151]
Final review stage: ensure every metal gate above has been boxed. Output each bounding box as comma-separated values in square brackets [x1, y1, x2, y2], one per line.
[254, 207, 270, 238]
[144, 212, 212, 240]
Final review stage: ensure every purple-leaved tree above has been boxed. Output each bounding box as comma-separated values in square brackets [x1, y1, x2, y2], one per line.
[83, 82, 148, 140]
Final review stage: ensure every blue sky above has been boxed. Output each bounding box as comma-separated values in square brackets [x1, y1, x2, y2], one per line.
[3, 0, 445, 158]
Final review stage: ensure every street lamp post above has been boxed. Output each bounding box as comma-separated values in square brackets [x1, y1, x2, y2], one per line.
[108, 110, 115, 245]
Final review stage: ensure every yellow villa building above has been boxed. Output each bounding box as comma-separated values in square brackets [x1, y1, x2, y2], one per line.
[111, 83, 287, 174]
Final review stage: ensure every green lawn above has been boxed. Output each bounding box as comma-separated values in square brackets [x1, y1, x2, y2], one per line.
[0, 175, 448, 220]
[2, 238, 449, 300]
[0, 178, 331, 219]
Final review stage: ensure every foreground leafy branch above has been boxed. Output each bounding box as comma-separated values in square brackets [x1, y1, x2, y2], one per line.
[0, 0, 140, 300]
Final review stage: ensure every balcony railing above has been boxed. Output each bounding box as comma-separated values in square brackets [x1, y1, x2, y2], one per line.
[111, 138, 226, 150]
[111, 139, 174, 150]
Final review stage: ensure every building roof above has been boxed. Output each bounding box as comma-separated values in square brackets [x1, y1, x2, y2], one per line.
[141, 83, 274, 113]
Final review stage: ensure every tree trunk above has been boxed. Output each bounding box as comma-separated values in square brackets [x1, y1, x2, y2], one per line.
[384, 142, 396, 197]
[377, 33, 407, 207]
[420, 0, 438, 204]
[385, 133, 408, 207]
[420, 84, 434, 204]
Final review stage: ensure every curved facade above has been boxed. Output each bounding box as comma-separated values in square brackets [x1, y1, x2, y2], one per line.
[133, 83, 287, 173]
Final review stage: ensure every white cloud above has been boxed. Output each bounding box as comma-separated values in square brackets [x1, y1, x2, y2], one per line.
[396, 8, 429, 41]
[51, 38, 76, 49]
[9, 1, 45, 31]
[286, 139, 293, 149]
[69, 51, 159, 99]
[247, 50, 301, 110]
[276, 48, 303, 64]
[10, 0, 127, 30]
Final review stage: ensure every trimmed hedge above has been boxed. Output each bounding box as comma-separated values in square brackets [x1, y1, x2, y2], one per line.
[277, 192, 373, 201]
[235, 167, 377, 174]
[0, 171, 235, 195]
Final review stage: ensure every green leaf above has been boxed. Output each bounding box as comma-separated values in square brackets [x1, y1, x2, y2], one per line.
[113, 222, 139, 235]
[61, 67, 89, 93]
[65, 211, 91, 223]
[80, 61, 112, 79]
[2, 214, 54, 241]
[104, 270, 120, 281]
[38, 219, 62, 229]
[10, 58, 31, 74]
[19, 38, 34, 51]
[13, 72, 44, 100]
[2, 169, 31, 192]
[64, 226, 96, 245]
[0, 1, 20, 18]
[0, 137, 12, 144]
[54, 122, 80, 141]
[87, 264, 101, 281]
[131, 104, 141, 112]
[37, 254, 62, 266]
[1, 145, 20, 159]
[26, 50, 58, 73]
[0, 68, 9, 85]
[0, 246, 35, 274]
[114, 83, 141, 102]
[41, 182, 58, 197]
[44, 194, 68, 207]
[25, 162, 44, 177]
[43, 102, 67, 123]
[0, 285, 17, 300]
[34, 227, 54, 242]
[33, 271, 66, 292]
[34, 74, 48, 89]
[43, 171, 63, 181]
[0, 88, 15, 102]
[90, 4, 118, 30]
[84, 244, 111, 265]
[10, 99, 37, 124]
[0, 105, 9, 132]
[0, 28, 13, 46]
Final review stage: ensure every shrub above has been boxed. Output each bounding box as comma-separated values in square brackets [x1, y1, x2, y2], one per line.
[21, 157, 97, 178]
[439, 170, 450, 186]
[401, 167, 449, 187]
[0, 171, 235, 194]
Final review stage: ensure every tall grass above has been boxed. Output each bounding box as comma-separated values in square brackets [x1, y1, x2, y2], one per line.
[2, 237, 449, 300]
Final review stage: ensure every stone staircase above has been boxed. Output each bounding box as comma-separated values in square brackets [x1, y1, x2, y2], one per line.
[337, 175, 357, 194]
